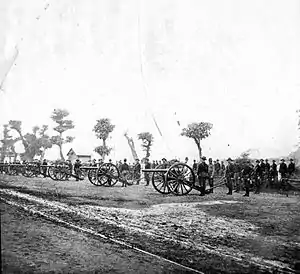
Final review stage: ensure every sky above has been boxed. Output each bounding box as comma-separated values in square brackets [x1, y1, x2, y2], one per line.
[0, 0, 300, 162]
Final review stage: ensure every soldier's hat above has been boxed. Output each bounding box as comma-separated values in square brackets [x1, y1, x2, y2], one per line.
[201, 156, 207, 161]
[256, 160, 260, 163]
[162, 158, 167, 161]
[281, 158, 285, 161]
[227, 157, 233, 161]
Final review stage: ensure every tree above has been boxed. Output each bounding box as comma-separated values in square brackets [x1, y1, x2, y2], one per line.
[138, 132, 154, 158]
[8, 121, 53, 161]
[50, 109, 75, 161]
[124, 132, 139, 160]
[181, 122, 213, 159]
[93, 118, 115, 160]
[0, 124, 20, 161]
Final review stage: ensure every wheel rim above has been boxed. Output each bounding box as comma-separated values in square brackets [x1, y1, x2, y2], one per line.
[97, 163, 120, 187]
[166, 163, 195, 196]
[152, 164, 171, 194]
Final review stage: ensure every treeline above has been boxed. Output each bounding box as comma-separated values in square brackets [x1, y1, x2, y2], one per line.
[1, 108, 214, 161]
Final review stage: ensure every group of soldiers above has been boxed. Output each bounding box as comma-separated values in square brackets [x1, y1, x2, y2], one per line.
[196, 156, 296, 197]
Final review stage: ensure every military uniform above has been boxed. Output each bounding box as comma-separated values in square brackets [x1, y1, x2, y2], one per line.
[225, 159, 235, 195]
[241, 164, 253, 196]
[144, 160, 151, 186]
[208, 160, 215, 193]
[197, 157, 209, 196]
[288, 160, 295, 176]
[253, 161, 262, 194]
[74, 160, 82, 181]
[133, 160, 141, 184]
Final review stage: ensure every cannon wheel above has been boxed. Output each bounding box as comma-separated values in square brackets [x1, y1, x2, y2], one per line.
[152, 164, 171, 194]
[23, 165, 35, 178]
[48, 166, 58, 180]
[97, 163, 120, 187]
[166, 163, 195, 196]
[88, 168, 100, 186]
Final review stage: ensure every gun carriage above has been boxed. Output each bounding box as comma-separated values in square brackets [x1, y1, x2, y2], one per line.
[142, 161, 227, 196]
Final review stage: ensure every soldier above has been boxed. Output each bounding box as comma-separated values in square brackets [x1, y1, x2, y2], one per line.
[220, 161, 226, 176]
[74, 159, 81, 181]
[279, 159, 288, 179]
[197, 156, 209, 196]
[279, 159, 288, 193]
[288, 159, 295, 177]
[152, 160, 157, 168]
[133, 158, 141, 185]
[119, 158, 130, 187]
[208, 158, 215, 193]
[42, 159, 48, 177]
[270, 160, 278, 188]
[144, 158, 151, 186]
[184, 157, 189, 164]
[161, 158, 168, 168]
[253, 160, 262, 194]
[241, 161, 253, 197]
[225, 158, 235, 195]
[192, 160, 198, 172]
[215, 159, 221, 176]
[97, 158, 103, 167]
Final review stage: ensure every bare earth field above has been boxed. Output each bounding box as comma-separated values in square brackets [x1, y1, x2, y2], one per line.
[1, 174, 300, 273]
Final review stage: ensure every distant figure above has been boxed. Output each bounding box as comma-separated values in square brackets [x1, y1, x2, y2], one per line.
[215, 159, 221, 176]
[279, 159, 288, 179]
[197, 156, 209, 196]
[288, 159, 295, 176]
[192, 160, 198, 172]
[184, 157, 189, 164]
[144, 158, 151, 186]
[152, 160, 157, 169]
[74, 159, 81, 181]
[133, 158, 141, 185]
[97, 158, 103, 167]
[225, 158, 235, 195]
[241, 161, 253, 197]
[42, 159, 48, 177]
[208, 158, 215, 193]
[270, 160, 278, 187]
[253, 160, 262, 194]
[119, 159, 130, 187]
[220, 161, 225, 176]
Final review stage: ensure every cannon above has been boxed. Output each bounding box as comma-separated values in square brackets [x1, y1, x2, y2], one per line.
[142, 162, 227, 196]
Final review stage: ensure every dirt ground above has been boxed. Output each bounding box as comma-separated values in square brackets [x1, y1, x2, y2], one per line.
[1, 174, 300, 273]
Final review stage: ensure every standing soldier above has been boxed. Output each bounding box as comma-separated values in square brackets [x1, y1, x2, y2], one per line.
[192, 160, 198, 172]
[119, 159, 130, 187]
[42, 159, 48, 178]
[225, 158, 235, 195]
[270, 160, 278, 188]
[74, 159, 81, 181]
[241, 161, 253, 197]
[233, 161, 241, 192]
[133, 158, 141, 185]
[288, 159, 295, 177]
[197, 156, 209, 196]
[144, 158, 151, 186]
[208, 158, 215, 193]
[220, 161, 226, 176]
[152, 160, 157, 169]
[279, 159, 288, 194]
[265, 159, 271, 187]
[215, 159, 221, 176]
[253, 160, 262, 194]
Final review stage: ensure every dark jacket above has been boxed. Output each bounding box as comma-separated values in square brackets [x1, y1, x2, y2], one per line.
[279, 163, 288, 176]
[197, 162, 208, 177]
[288, 162, 295, 175]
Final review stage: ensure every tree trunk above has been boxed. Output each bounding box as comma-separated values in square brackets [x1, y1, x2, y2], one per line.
[124, 133, 138, 160]
[59, 133, 65, 160]
[59, 145, 65, 161]
[102, 139, 106, 161]
[194, 138, 202, 160]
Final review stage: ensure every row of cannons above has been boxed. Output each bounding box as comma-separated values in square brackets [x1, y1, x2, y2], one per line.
[0, 161, 227, 196]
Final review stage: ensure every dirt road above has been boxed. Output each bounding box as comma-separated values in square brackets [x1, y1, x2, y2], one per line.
[1, 202, 192, 274]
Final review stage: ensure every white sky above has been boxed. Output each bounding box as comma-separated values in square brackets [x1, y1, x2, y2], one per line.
[0, 0, 300, 162]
